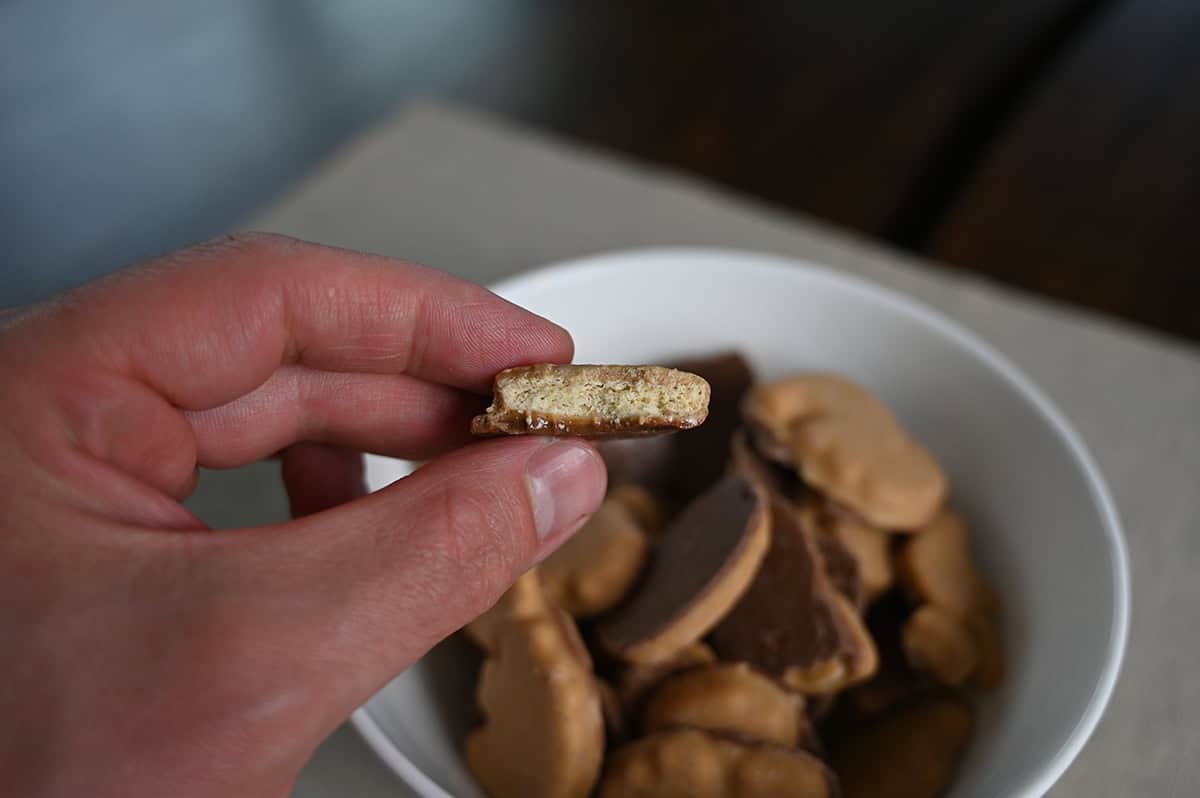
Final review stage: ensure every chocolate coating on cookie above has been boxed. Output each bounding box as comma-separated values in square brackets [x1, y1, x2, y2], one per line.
[711, 497, 877, 693]
[598, 474, 769, 664]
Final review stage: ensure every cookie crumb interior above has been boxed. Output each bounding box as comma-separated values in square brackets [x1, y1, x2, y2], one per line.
[495, 365, 709, 423]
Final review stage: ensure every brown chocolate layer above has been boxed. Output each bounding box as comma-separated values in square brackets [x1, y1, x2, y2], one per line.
[816, 530, 865, 611]
[711, 497, 875, 692]
[472, 412, 697, 438]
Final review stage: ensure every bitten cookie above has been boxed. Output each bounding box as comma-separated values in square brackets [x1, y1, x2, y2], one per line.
[472, 364, 710, 437]
[742, 374, 946, 529]
[598, 474, 769, 664]
[465, 604, 604, 798]
[599, 729, 838, 798]
[641, 663, 820, 752]
[541, 497, 649, 617]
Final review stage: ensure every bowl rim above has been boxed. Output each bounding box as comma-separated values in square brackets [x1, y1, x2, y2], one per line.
[351, 246, 1130, 798]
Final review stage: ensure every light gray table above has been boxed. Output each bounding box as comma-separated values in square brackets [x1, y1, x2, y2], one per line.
[190, 100, 1200, 796]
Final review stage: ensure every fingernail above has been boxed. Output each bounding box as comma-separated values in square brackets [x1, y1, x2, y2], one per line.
[525, 440, 606, 542]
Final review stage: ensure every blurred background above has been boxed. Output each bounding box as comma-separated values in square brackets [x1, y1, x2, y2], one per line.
[2, 0, 1197, 340]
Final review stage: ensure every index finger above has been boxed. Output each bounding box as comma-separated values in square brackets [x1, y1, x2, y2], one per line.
[29, 233, 572, 410]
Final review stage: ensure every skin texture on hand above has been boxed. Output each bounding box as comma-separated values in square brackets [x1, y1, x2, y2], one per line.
[0, 233, 606, 798]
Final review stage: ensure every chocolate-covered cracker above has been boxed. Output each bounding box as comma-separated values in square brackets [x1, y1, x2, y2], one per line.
[711, 498, 877, 694]
[598, 474, 769, 664]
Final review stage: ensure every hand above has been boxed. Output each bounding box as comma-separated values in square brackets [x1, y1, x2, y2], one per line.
[0, 234, 607, 797]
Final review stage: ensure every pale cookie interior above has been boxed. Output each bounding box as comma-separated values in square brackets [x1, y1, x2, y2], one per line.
[488, 364, 710, 427]
[541, 498, 649, 617]
[466, 606, 604, 798]
[599, 729, 836, 798]
[642, 663, 808, 748]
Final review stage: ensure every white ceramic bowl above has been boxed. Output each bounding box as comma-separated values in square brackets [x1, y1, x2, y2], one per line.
[354, 248, 1129, 798]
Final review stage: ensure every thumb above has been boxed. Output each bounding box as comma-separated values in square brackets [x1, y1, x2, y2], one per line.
[207, 436, 606, 728]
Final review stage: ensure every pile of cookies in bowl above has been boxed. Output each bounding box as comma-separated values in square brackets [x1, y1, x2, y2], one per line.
[463, 353, 1004, 798]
